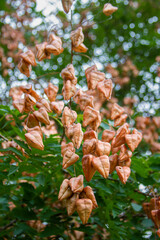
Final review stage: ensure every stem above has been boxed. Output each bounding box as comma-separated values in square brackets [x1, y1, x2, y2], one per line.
[70, 10, 73, 64]
[0, 134, 9, 142]
[0, 219, 17, 232]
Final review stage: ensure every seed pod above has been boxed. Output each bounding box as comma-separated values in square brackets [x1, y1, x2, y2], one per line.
[61, 142, 75, 156]
[58, 179, 73, 201]
[142, 202, 152, 218]
[83, 106, 101, 130]
[97, 79, 113, 100]
[114, 114, 128, 127]
[92, 156, 110, 178]
[112, 123, 130, 148]
[37, 99, 52, 112]
[125, 129, 142, 152]
[83, 130, 97, 141]
[69, 175, 84, 193]
[50, 101, 64, 115]
[65, 123, 83, 149]
[62, 0, 73, 13]
[151, 210, 160, 228]
[13, 99, 25, 113]
[25, 114, 39, 128]
[62, 107, 77, 127]
[62, 80, 76, 100]
[33, 107, 50, 125]
[116, 166, 131, 184]
[73, 43, 88, 53]
[109, 154, 118, 174]
[66, 193, 79, 216]
[18, 58, 31, 77]
[83, 138, 97, 156]
[73, 89, 94, 111]
[36, 42, 51, 61]
[102, 129, 115, 143]
[63, 150, 79, 169]
[25, 130, 44, 150]
[81, 186, 98, 209]
[9, 87, 23, 101]
[118, 158, 131, 168]
[44, 83, 58, 102]
[85, 65, 105, 90]
[71, 27, 84, 48]
[111, 103, 124, 120]
[20, 50, 37, 66]
[96, 140, 111, 156]
[61, 64, 76, 81]
[82, 155, 96, 182]
[103, 3, 118, 16]
[157, 229, 160, 237]
[119, 145, 132, 162]
[76, 199, 93, 224]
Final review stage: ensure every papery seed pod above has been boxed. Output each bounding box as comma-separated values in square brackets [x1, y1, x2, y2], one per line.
[50, 101, 64, 115]
[25, 114, 39, 128]
[37, 99, 52, 112]
[142, 202, 151, 218]
[71, 27, 84, 48]
[82, 186, 98, 209]
[85, 65, 105, 90]
[69, 175, 84, 193]
[62, 80, 76, 100]
[73, 89, 94, 111]
[118, 158, 131, 168]
[25, 131, 44, 150]
[125, 129, 142, 152]
[83, 130, 97, 141]
[62, 0, 73, 13]
[66, 193, 79, 216]
[76, 199, 93, 224]
[73, 43, 88, 53]
[157, 229, 160, 237]
[61, 64, 76, 81]
[83, 138, 97, 155]
[82, 155, 96, 182]
[62, 107, 77, 127]
[33, 107, 50, 125]
[112, 123, 130, 148]
[116, 166, 131, 184]
[96, 140, 111, 156]
[58, 179, 73, 201]
[153, 116, 160, 128]
[83, 106, 101, 129]
[18, 58, 31, 77]
[119, 145, 132, 162]
[44, 83, 58, 102]
[63, 150, 79, 169]
[20, 84, 32, 94]
[111, 103, 124, 120]
[65, 123, 83, 149]
[151, 210, 160, 228]
[61, 142, 75, 156]
[92, 156, 110, 178]
[46, 34, 63, 55]
[27, 126, 43, 138]
[36, 42, 51, 61]
[20, 50, 37, 66]
[13, 99, 25, 113]
[97, 79, 113, 100]
[114, 114, 128, 127]
[103, 3, 118, 16]
[102, 129, 115, 143]
[112, 144, 122, 154]
[109, 154, 118, 174]
[9, 87, 23, 101]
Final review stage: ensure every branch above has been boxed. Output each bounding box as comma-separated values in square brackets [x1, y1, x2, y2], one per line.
[0, 219, 17, 232]
[0, 134, 9, 142]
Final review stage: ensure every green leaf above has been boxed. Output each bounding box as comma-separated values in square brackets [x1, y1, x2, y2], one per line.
[8, 165, 19, 176]
[131, 203, 142, 212]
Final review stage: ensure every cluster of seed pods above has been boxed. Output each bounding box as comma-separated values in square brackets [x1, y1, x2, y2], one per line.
[10, 1, 143, 224]
[143, 197, 160, 237]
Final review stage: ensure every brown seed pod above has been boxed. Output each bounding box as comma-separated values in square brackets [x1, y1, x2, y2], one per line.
[62, 106, 77, 127]
[25, 130, 44, 150]
[125, 129, 142, 152]
[61, 64, 77, 82]
[82, 155, 96, 182]
[96, 140, 111, 156]
[103, 3, 118, 16]
[112, 123, 130, 148]
[85, 65, 105, 90]
[73, 89, 94, 111]
[62, 0, 73, 13]
[119, 145, 132, 162]
[18, 58, 31, 77]
[92, 156, 110, 178]
[76, 199, 93, 224]
[71, 27, 84, 48]
[62, 80, 76, 100]
[20, 50, 37, 66]
[109, 154, 118, 174]
[151, 209, 160, 228]
[37, 99, 52, 112]
[58, 179, 73, 201]
[62, 150, 79, 169]
[97, 79, 113, 100]
[36, 42, 51, 61]
[9, 87, 23, 101]
[83, 106, 101, 130]
[83, 138, 97, 156]
[33, 107, 50, 125]
[69, 175, 84, 193]
[83, 130, 97, 141]
[65, 123, 83, 149]
[111, 103, 124, 120]
[114, 114, 128, 127]
[116, 166, 131, 184]
[102, 129, 115, 143]
[80, 186, 98, 209]
[73, 43, 88, 53]
[50, 101, 64, 115]
[13, 99, 25, 113]
[44, 83, 58, 102]
[61, 142, 75, 156]
[118, 158, 131, 168]
[142, 202, 152, 218]
[25, 114, 39, 128]
[66, 193, 79, 216]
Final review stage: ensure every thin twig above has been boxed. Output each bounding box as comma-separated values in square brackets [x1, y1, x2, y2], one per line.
[0, 134, 9, 142]
[0, 219, 17, 232]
